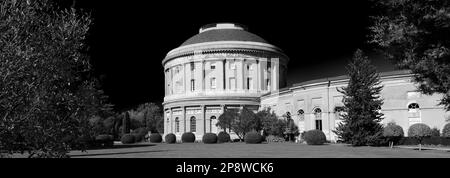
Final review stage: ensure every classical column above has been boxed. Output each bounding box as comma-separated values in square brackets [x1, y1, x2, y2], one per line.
[256, 59, 260, 92]
[202, 60, 205, 91]
[236, 58, 244, 90]
[200, 105, 206, 135]
[271, 58, 279, 91]
[182, 106, 186, 133]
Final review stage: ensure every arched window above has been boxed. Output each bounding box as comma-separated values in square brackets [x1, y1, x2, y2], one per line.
[175, 117, 180, 133]
[314, 108, 322, 130]
[408, 103, 420, 118]
[297, 109, 305, 121]
[190, 116, 196, 132]
[210, 116, 216, 133]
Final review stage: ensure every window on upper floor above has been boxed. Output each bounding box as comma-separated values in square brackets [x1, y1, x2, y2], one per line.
[190, 62, 195, 71]
[211, 77, 216, 89]
[230, 62, 236, 70]
[408, 103, 420, 118]
[190, 79, 195, 91]
[210, 63, 216, 70]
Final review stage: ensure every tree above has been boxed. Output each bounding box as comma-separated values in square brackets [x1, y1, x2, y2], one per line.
[333, 49, 385, 146]
[0, 0, 111, 157]
[135, 102, 163, 133]
[255, 108, 279, 136]
[231, 107, 257, 140]
[282, 112, 299, 142]
[369, 0, 450, 110]
[217, 109, 238, 133]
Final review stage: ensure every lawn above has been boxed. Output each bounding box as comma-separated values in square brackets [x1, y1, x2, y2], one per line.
[68, 142, 450, 158]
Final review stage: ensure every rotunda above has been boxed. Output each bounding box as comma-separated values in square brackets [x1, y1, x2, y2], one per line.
[162, 23, 289, 139]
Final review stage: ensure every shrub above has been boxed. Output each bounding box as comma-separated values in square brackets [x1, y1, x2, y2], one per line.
[304, 130, 326, 145]
[430, 127, 440, 137]
[217, 131, 231, 143]
[265, 135, 285, 143]
[408, 123, 432, 150]
[95, 134, 114, 147]
[165, 133, 176, 144]
[149, 133, 162, 143]
[182, 132, 196, 143]
[383, 122, 404, 148]
[244, 131, 263, 144]
[121, 134, 136, 144]
[442, 123, 450, 137]
[132, 127, 149, 142]
[202, 133, 218, 144]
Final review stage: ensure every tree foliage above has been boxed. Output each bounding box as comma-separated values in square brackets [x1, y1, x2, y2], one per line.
[0, 0, 111, 157]
[333, 49, 385, 146]
[369, 0, 450, 110]
[216, 109, 238, 133]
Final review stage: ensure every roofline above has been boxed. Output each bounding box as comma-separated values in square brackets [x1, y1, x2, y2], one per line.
[261, 70, 413, 98]
[162, 41, 289, 65]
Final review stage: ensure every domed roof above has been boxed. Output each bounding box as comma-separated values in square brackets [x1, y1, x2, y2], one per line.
[180, 23, 268, 46]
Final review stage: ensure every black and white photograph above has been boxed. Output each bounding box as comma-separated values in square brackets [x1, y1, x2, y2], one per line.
[1, 0, 450, 176]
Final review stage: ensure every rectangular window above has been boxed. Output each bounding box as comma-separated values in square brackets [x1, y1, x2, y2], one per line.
[230, 62, 236, 70]
[191, 79, 195, 91]
[190, 62, 195, 71]
[211, 78, 216, 89]
[247, 77, 253, 90]
[210, 63, 216, 70]
[229, 77, 236, 90]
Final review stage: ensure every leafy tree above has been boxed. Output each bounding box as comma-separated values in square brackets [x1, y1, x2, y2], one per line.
[217, 109, 238, 133]
[369, 0, 450, 110]
[231, 107, 257, 140]
[333, 49, 385, 146]
[135, 102, 163, 133]
[0, 0, 111, 157]
[256, 108, 279, 136]
[282, 112, 299, 142]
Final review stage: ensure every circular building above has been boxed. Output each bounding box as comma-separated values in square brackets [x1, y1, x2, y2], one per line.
[162, 23, 289, 139]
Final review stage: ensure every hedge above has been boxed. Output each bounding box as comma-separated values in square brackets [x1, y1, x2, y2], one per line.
[202, 133, 218, 144]
[182, 132, 196, 143]
[244, 132, 263, 144]
[304, 130, 326, 145]
[121, 134, 136, 144]
[149, 133, 162, 143]
[217, 131, 231, 143]
[165, 133, 176, 144]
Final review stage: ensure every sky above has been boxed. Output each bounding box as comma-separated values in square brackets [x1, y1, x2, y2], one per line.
[66, 0, 397, 111]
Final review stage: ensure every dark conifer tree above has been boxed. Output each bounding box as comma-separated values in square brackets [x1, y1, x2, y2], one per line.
[334, 49, 384, 146]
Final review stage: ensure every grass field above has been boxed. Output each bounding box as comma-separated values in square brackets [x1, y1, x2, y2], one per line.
[68, 142, 450, 158]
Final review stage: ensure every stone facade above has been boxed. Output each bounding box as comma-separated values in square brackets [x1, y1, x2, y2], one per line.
[162, 23, 289, 140]
[163, 23, 449, 141]
[260, 70, 450, 142]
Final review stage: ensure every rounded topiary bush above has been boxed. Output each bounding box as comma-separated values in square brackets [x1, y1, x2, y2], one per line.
[304, 129, 326, 145]
[408, 123, 432, 138]
[132, 127, 149, 142]
[443, 123, 450, 137]
[217, 131, 231, 143]
[430, 127, 440, 137]
[121, 134, 136, 144]
[244, 131, 263, 144]
[383, 122, 404, 148]
[165, 133, 176, 144]
[202, 133, 218, 144]
[182, 132, 196, 143]
[149, 133, 162, 143]
[408, 123, 432, 150]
